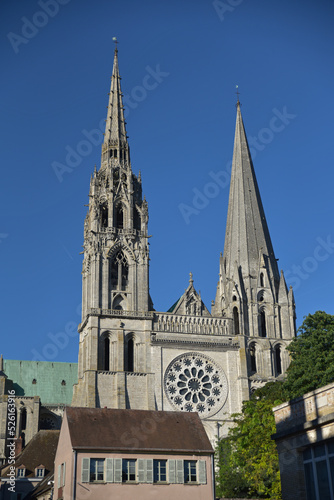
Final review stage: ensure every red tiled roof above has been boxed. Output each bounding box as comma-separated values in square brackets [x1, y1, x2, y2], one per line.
[66, 407, 213, 454]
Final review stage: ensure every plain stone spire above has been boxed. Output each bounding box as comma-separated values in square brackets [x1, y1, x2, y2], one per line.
[212, 100, 296, 342]
[223, 101, 279, 283]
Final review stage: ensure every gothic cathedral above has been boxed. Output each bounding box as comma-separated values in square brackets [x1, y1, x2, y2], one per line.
[72, 46, 296, 443]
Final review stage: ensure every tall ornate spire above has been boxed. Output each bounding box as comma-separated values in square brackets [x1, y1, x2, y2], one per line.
[223, 101, 279, 283]
[102, 40, 130, 167]
[73, 42, 152, 408]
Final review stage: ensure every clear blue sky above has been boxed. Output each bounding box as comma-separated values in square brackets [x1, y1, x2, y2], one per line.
[1, 0, 334, 362]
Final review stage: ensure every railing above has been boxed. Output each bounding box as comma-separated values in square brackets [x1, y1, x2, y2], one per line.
[97, 227, 146, 238]
[84, 309, 232, 336]
[88, 308, 154, 319]
[152, 312, 230, 336]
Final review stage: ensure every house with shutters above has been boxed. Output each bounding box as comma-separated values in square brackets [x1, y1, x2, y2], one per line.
[54, 406, 214, 499]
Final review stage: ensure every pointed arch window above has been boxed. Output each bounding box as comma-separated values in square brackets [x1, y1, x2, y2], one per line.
[113, 168, 119, 181]
[260, 311, 267, 337]
[104, 337, 110, 371]
[115, 204, 124, 229]
[275, 345, 282, 376]
[133, 208, 141, 231]
[100, 202, 108, 228]
[250, 344, 257, 373]
[125, 337, 134, 372]
[260, 273, 264, 287]
[113, 295, 125, 310]
[21, 408, 27, 431]
[110, 251, 128, 291]
[233, 306, 240, 335]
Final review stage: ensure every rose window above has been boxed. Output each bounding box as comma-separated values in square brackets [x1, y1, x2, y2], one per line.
[164, 353, 228, 418]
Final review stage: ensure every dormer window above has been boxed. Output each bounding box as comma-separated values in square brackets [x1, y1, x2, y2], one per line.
[35, 465, 45, 478]
[17, 466, 26, 478]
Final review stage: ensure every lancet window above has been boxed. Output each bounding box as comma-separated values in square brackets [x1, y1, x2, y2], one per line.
[110, 251, 128, 290]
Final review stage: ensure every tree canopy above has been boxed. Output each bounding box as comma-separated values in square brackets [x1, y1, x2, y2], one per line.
[216, 311, 334, 498]
[284, 310, 334, 399]
[216, 382, 285, 499]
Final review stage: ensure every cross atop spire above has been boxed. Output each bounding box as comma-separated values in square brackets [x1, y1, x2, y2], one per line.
[235, 85, 240, 105]
[112, 36, 119, 52]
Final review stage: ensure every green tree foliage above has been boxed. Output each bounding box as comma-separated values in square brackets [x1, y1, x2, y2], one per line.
[284, 311, 334, 399]
[216, 382, 285, 499]
[216, 311, 334, 498]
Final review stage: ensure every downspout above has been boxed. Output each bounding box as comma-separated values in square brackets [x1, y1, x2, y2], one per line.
[72, 450, 77, 500]
[211, 453, 216, 500]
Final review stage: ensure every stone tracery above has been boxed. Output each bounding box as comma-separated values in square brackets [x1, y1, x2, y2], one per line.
[164, 353, 228, 418]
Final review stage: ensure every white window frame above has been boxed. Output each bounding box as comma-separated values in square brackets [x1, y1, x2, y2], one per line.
[80, 457, 207, 486]
[184, 460, 197, 483]
[122, 458, 137, 482]
[89, 458, 105, 482]
[36, 467, 45, 478]
[303, 441, 334, 500]
[153, 459, 167, 483]
[17, 468, 25, 478]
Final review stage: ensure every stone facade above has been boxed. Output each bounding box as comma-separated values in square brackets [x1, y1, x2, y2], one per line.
[72, 47, 296, 445]
[272, 383, 334, 500]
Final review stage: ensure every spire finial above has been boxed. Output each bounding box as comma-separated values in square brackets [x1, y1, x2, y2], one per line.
[112, 36, 118, 53]
[235, 85, 241, 107]
[189, 272, 193, 284]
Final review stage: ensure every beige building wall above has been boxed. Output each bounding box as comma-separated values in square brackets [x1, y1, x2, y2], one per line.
[273, 382, 334, 500]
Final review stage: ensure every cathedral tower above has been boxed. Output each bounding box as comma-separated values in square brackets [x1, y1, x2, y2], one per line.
[72, 45, 154, 409]
[72, 45, 296, 443]
[82, 46, 151, 317]
[211, 100, 296, 390]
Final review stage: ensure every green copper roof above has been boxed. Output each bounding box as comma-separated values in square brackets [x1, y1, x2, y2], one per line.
[3, 360, 78, 405]
[167, 297, 181, 313]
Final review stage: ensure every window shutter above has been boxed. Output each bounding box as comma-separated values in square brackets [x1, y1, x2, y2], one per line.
[138, 459, 146, 483]
[81, 458, 90, 483]
[58, 464, 61, 487]
[198, 460, 206, 484]
[176, 459, 184, 484]
[62, 462, 66, 486]
[114, 458, 122, 483]
[168, 459, 176, 484]
[146, 459, 153, 483]
[106, 458, 114, 483]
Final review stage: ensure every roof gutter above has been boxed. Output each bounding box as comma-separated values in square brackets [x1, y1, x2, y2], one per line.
[72, 449, 77, 500]
[72, 446, 213, 454]
[211, 453, 216, 500]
